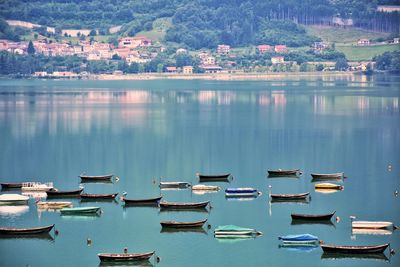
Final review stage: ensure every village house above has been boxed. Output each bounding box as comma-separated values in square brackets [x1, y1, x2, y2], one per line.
[217, 44, 230, 55]
[197, 51, 209, 60]
[165, 66, 177, 73]
[274, 45, 287, 53]
[200, 65, 223, 73]
[202, 56, 216, 65]
[176, 48, 187, 54]
[358, 39, 370, 46]
[33, 71, 48, 77]
[87, 52, 101, 61]
[118, 36, 152, 48]
[313, 42, 328, 51]
[393, 38, 399, 44]
[0, 40, 9, 50]
[182, 66, 194, 74]
[271, 56, 285, 64]
[257, 45, 273, 54]
[52, 71, 78, 77]
[113, 48, 130, 59]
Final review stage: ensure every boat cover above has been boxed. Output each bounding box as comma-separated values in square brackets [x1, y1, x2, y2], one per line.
[278, 234, 318, 241]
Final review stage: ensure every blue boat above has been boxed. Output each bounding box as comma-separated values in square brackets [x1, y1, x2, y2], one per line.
[225, 188, 258, 194]
[278, 234, 319, 245]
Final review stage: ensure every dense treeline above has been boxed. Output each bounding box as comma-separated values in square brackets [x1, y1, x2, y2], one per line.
[374, 51, 400, 72]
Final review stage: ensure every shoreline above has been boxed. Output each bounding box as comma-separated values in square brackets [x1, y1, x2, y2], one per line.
[90, 71, 357, 81]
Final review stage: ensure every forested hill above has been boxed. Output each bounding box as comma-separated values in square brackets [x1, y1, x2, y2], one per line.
[0, 0, 399, 49]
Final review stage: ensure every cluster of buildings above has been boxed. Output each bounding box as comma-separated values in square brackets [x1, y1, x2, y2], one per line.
[0, 36, 158, 64]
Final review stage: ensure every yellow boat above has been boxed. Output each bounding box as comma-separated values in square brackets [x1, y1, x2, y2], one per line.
[314, 183, 343, 190]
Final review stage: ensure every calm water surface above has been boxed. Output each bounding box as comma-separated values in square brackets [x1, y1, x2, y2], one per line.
[0, 76, 399, 267]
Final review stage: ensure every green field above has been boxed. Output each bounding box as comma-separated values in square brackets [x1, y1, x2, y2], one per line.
[306, 25, 390, 45]
[336, 44, 400, 61]
[136, 17, 172, 42]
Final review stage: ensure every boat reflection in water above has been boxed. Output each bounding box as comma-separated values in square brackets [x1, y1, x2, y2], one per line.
[321, 252, 389, 262]
[278, 244, 319, 252]
[60, 214, 101, 221]
[0, 205, 29, 217]
[0, 232, 54, 242]
[99, 261, 154, 267]
[291, 220, 335, 228]
[351, 228, 393, 235]
[160, 227, 207, 235]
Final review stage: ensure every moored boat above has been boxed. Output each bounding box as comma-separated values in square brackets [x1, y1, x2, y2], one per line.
[321, 243, 389, 254]
[37, 201, 72, 209]
[159, 201, 209, 209]
[0, 194, 29, 204]
[352, 221, 394, 229]
[197, 173, 230, 181]
[214, 225, 262, 238]
[278, 234, 319, 245]
[46, 188, 83, 197]
[1, 183, 24, 189]
[98, 251, 155, 262]
[270, 192, 309, 200]
[267, 169, 301, 177]
[314, 183, 344, 190]
[21, 182, 54, 192]
[0, 224, 54, 235]
[80, 193, 118, 200]
[80, 174, 113, 182]
[311, 172, 344, 179]
[60, 206, 100, 214]
[192, 185, 220, 191]
[160, 219, 207, 228]
[122, 196, 162, 206]
[159, 182, 191, 189]
[291, 212, 335, 221]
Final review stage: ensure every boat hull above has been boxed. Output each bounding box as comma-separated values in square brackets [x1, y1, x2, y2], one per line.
[321, 244, 389, 254]
[80, 175, 113, 182]
[98, 251, 154, 262]
[311, 173, 344, 179]
[352, 221, 393, 229]
[159, 182, 191, 188]
[46, 188, 83, 197]
[160, 219, 207, 228]
[1, 183, 24, 189]
[267, 169, 300, 176]
[160, 201, 209, 209]
[0, 224, 54, 235]
[80, 193, 118, 200]
[123, 196, 162, 205]
[291, 212, 335, 221]
[270, 193, 309, 200]
[60, 207, 100, 214]
[198, 173, 230, 181]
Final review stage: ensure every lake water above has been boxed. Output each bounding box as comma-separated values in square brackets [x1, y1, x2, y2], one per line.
[0, 75, 399, 267]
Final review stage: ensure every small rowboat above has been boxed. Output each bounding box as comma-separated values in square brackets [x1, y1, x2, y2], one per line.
[321, 243, 389, 254]
[192, 185, 220, 191]
[214, 225, 262, 238]
[46, 188, 84, 197]
[122, 196, 162, 205]
[1, 183, 24, 189]
[278, 234, 319, 245]
[0, 194, 29, 204]
[160, 219, 207, 228]
[352, 221, 394, 229]
[80, 193, 118, 200]
[0, 224, 54, 235]
[270, 192, 309, 200]
[98, 251, 155, 262]
[60, 206, 100, 214]
[311, 172, 344, 179]
[80, 174, 113, 182]
[159, 201, 209, 209]
[314, 183, 343, 190]
[291, 212, 335, 221]
[37, 201, 72, 209]
[21, 182, 54, 192]
[267, 169, 301, 177]
[197, 173, 230, 181]
[159, 182, 191, 189]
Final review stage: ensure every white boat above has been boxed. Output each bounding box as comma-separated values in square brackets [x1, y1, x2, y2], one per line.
[0, 194, 29, 204]
[0, 205, 29, 216]
[352, 221, 394, 229]
[21, 182, 54, 192]
[192, 185, 220, 191]
[37, 201, 73, 209]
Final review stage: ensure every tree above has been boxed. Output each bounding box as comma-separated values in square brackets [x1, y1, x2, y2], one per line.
[89, 30, 97, 36]
[27, 41, 35, 55]
[112, 54, 121, 60]
[335, 58, 348, 71]
[316, 64, 324, 71]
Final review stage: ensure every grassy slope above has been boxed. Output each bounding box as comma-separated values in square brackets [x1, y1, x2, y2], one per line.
[305, 25, 398, 61]
[135, 17, 172, 42]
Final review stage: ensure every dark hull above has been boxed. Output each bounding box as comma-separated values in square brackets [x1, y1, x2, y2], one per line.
[160, 201, 209, 209]
[198, 173, 230, 181]
[267, 169, 300, 176]
[98, 251, 154, 262]
[1, 183, 23, 189]
[123, 196, 162, 205]
[321, 244, 389, 254]
[80, 193, 118, 199]
[311, 173, 343, 179]
[270, 193, 309, 200]
[80, 174, 113, 182]
[0, 224, 54, 235]
[160, 219, 207, 228]
[46, 188, 83, 197]
[291, 212, 335, 221]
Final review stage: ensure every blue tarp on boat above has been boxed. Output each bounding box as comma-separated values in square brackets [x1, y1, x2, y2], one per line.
[225, 188, 258, 193]
[278, 234, 318, 241]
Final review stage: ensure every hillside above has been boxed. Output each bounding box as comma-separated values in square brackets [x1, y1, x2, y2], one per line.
[1, 0, 399, 50]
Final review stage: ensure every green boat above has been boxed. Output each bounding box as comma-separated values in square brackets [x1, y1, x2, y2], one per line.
[60, 206, 101, 214]
[214, 225, 262, 238]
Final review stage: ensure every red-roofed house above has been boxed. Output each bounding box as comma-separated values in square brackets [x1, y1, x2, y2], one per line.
[119, 36, 152, 48]
[257, 45, 273, 54]
[357, 39, 370, 46]
[274, 45, 287, 53]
